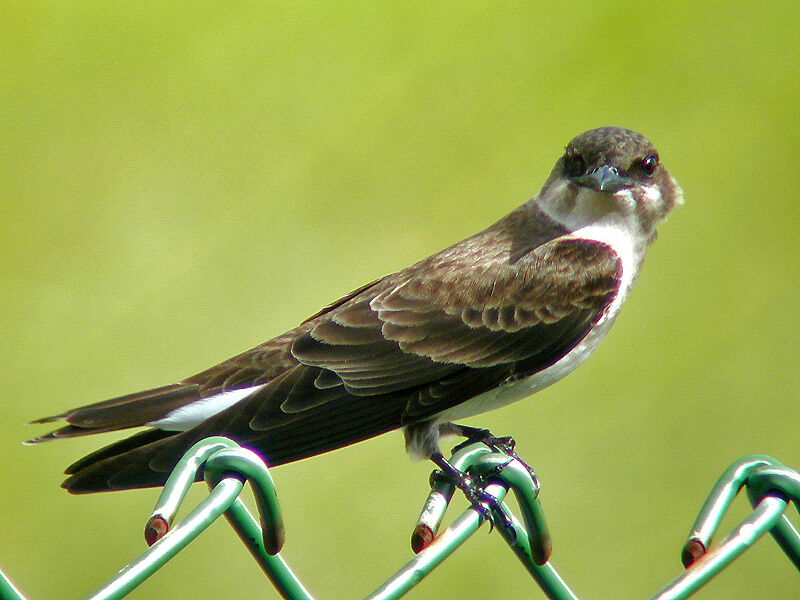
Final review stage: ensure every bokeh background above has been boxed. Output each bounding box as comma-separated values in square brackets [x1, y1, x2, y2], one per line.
[2, 2, 799, 599]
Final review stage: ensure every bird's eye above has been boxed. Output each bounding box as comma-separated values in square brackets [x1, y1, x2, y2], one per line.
[639, 154, 659, 176]
[563, 153, 585, 177]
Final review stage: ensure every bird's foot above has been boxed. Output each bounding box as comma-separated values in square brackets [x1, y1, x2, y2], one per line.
[429, 452, 515, 535]
[446, 424, 539, 487]
[450, 425, 516, 455]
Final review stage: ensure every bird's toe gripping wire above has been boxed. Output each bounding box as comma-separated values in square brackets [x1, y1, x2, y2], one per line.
[446, 424, 540, 486]
[429, 451, 516, 534]
[413, 440, 550, 566]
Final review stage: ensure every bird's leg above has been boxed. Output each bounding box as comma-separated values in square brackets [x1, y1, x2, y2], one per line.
[429, 451, 514, 533]
[443, 423, 516, 454]
[442, 423, 539, 485]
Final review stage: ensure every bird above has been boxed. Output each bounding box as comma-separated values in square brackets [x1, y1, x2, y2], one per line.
[28, 126, 682, 494]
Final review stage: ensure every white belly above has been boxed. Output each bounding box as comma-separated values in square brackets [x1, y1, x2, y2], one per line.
[431, 303, 622, 423]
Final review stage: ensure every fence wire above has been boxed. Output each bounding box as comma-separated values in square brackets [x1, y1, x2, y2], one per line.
[1, 438, 798, 600]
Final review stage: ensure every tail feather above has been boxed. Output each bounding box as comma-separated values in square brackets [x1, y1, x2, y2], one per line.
[32, 362, 411, 494]
[64, 429, 176, 475]
[59, 380, 407, 493]
[24, 424, 123, 445]
[29, 384, 188, 423]
[62, 433, 187, 493]
[26, 384, 202, 444]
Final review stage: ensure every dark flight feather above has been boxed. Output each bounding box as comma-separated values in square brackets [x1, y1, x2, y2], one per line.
[35, 203, 620, 493]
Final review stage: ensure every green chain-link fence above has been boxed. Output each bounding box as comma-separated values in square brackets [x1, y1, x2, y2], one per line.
[1, 438, 797, 600]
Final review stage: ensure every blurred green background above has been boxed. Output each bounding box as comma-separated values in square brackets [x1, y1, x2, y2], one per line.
[1, 2, 799, 599]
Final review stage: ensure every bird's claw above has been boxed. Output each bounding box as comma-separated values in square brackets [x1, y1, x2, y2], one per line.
[470, 488, 516, 538]
[450, 427, 539, 489]
[429, 458, 516, 539]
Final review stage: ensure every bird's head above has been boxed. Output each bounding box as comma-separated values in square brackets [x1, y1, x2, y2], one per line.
[538, 127, 683, 242]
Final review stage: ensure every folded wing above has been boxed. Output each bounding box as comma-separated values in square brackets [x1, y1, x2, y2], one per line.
[48, 237, 619, 492]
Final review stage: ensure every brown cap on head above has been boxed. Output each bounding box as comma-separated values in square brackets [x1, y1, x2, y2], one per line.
[540, 127, 683, 234]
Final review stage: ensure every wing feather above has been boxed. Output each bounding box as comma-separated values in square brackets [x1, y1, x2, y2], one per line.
[54, 216, 623, 492]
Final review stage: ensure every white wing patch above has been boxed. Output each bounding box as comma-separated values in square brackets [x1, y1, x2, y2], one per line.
[148, 385, 266, 431]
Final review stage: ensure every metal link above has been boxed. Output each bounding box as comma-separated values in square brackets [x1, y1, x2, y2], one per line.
[0, 442, 798, 600]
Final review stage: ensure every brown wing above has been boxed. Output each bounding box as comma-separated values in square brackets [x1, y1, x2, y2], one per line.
[59, 236, 620, 492]
[288, 237, 620, 421]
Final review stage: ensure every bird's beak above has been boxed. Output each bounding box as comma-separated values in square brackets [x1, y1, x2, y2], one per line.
[576, 165, 634, 193]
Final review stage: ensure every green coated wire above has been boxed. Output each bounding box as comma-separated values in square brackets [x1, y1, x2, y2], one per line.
[0, 441, 798, 600]
[652, 495, 788, 600]
[89, 477, 245, 600]
[0, 569, 26, 600]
